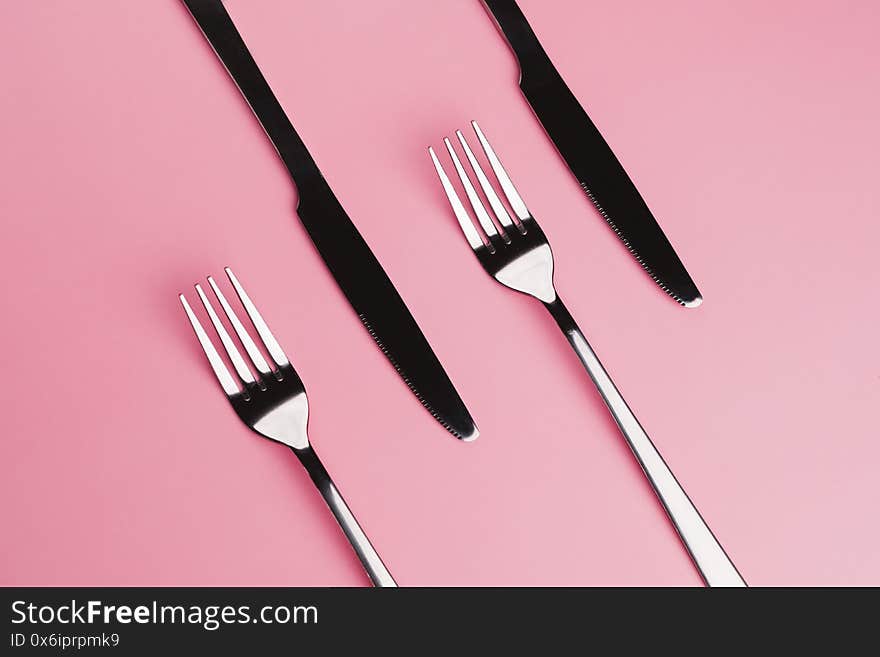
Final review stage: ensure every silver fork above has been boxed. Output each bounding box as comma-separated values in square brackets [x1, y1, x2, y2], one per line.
[429, 122, 746, 587]
[179, 268, 396, 587]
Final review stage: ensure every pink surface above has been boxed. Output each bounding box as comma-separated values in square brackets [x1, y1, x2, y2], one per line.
[1, 0, 878, 587]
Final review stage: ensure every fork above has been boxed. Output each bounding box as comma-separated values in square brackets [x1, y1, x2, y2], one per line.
[179, 268, 397, 587]
[429, 122, 746, 587]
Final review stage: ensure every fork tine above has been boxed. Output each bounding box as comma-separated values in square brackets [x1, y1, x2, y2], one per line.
[443, 137, 501, 243]
[471, 121, 530, 223]
[455, 129, 515, 232]
[180, 294, 240, 396]
[207, 275, 273, 376]
[428, 147, 484, 250]
[224, 268, 290, 368]
[196, 284, 257, 386]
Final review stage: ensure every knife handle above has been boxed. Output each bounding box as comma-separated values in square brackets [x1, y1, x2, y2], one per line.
[294, 445, 398, 587]
[182, 0, 322, 188]
[481, 0, 553, 72]
[544, 296, 746, 587]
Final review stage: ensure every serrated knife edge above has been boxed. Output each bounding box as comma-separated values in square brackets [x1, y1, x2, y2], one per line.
[482, 0, 703, 307]
[181, 0, 478, 439]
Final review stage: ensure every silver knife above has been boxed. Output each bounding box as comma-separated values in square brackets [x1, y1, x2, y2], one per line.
[181, 0, 478, 440]
[482, 0, 703, 307]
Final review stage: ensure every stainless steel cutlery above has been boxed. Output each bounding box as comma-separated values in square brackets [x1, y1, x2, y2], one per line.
[482, 0, 702, 307]
[180, 268, 396, 587]
[181, 0, 477, 441]
[174, 1, 746, 586]
[429, 122, 744, 586]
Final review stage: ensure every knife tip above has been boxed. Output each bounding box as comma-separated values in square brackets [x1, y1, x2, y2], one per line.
[683, 295, 703, 309]
[460, 425, 479, 442]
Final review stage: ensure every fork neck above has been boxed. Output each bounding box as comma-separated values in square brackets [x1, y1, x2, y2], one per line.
[292, 445, 398, 587]
[543, 296, 578, 337]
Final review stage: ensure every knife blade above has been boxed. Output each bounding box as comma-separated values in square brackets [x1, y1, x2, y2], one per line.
[181, 0, 477, 440]
[482, 0, 702, 307]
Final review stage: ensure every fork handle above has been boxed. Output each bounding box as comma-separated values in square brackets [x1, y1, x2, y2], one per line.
[294, 446, 397, 587]
[544, 297, 746, 587]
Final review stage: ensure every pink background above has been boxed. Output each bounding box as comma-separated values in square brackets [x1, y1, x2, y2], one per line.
[1, 0, 878, 586]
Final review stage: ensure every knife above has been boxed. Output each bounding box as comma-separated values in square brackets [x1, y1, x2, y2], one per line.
[482, 0, 702, 307]
[181, 0, 478, 440]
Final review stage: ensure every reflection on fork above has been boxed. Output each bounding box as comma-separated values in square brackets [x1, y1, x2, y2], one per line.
[180, 268, 396, 587]
[429, 122, 745, 587]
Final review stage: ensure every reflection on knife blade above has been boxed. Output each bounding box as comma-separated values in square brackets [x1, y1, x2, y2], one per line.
[482, 0, 702, 307]
[181, 0, 477, 440]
